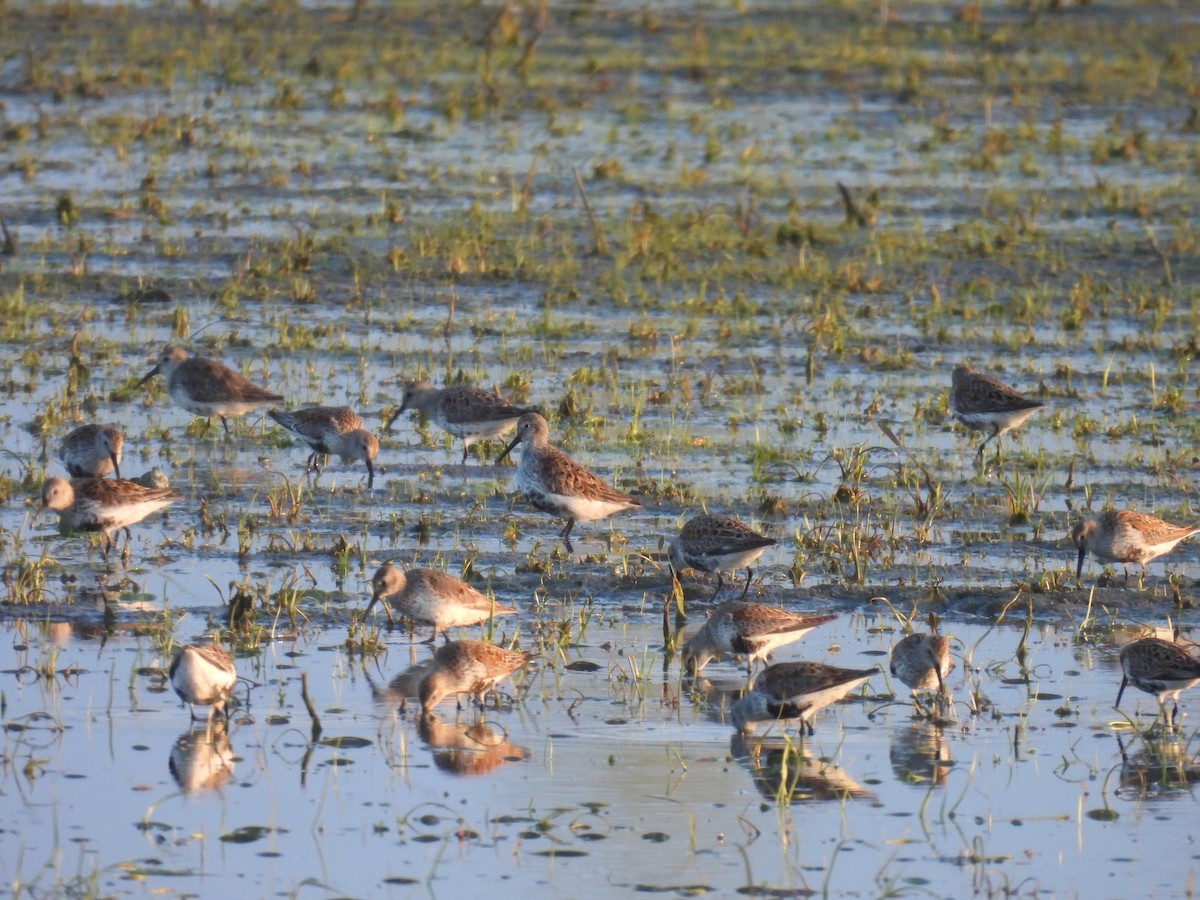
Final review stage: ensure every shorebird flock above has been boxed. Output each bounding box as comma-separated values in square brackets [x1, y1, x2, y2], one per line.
[36, 348, 1200, 735]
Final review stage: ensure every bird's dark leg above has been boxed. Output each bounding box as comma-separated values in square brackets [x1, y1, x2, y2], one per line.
[738, 568, 753, 601]
[805, 720, 815, 736]
[420, 626, 438, 645]
[460, 444, 469, 465]
[220, 415, 232, 438]
[710, 572, 725, 604]
[560, 519, 575, 553]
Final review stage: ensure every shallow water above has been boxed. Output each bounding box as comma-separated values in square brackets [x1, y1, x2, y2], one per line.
[2, 0, 1200, 896]
[5, 613, 1199, 897]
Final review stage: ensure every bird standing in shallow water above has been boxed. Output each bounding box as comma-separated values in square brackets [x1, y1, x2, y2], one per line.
[668, 514, 777, 603]
[385, 379, 534, 464]
[364, 564, 517, 643]
[268, 406, 379, 488]
[681, 601, 837, 678]
[418, 639, 533, 715]
[1116, 637, 1200, 729]
[949, 364, 1044, 462]
[496, 412, 641, 552]
[169, 643, 238, 722]
[1072, 509, 1200, 582]
[59, 424, 124, 480]
[38, 476, 177, 555]
[138, 344, 283, 436]
[890, 632, 954, 716]
[731, 661, 879, 735]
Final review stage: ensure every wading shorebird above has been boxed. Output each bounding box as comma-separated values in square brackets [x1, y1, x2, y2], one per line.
[59, 424, 124, 480]
[268, 406, 379, 488]
[731, 661, 880, 735]
[38, 476, 177, 554]
[1072, 509, 1200, 582]
[364, 564, 517, 643]
[496, 412, 641, 552]
[139, 344, 283, 436]
[1116, 637, 1200, 729]
[169, 643, 238, 722]
[889, 632, 954, 716]
[681, 601, 837, 678]
[949, 364, 1044, 462]
[668, 514, 778, 603]
[418, 639, 533, 715]
[384, 379, 535, 464]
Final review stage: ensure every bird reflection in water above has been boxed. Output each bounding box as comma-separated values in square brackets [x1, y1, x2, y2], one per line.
[365, 659, 435, 715]
[889, 722, 954, 789]
[1116, 732, 1200, 802]
[417, 713, 530, 777]
[730, 733, 872, 804]
[169, 719, 237, 793]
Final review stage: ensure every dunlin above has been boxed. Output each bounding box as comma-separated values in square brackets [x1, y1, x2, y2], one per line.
[384, 379, 535, 464]
[730, 661, 879, 735]
[365, 563, 517, 643]
[496, 412, 641, 551]
[890, 632, 954, 715]
[39, 476, 177, 551]
[1072, 509, 1200, 580]
[268, 406, 379, 488]
[949, 364, 1044, 461]
[418, 639, 533, 714]
[138, 344, 283, 435]
[59, 424, 123, 479]
[1116, 637, 1200, 727]
[669, 514, 778, 602]
[681, 601, 837, 677]
[169, 642, 238, 722]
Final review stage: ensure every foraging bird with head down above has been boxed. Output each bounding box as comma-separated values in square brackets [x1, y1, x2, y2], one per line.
[949, 364, 1044, 462]
[169, 642, 238, 722]
[681, 601, 837, 678]
[1116, 637, 1200, 729]
[268, 405, 379, 488]
[385, 378, 535, 464]
[731, 661, 880, 735]
[1072, 509, 1200, 582]
[668, 514, 777, 603]
[418, 639, 533, 715]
